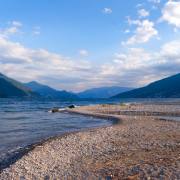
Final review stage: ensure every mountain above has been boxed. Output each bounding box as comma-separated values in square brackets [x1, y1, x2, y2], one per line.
[77, 86, 133, 99]
[113, 73, 180, 98]
[0, 73, 37, 98]
[24, 81, 78, 100]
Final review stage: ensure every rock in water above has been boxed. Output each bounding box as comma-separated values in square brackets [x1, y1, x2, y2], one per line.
[51, 108, 60, 113]
[68, 105, 75, 109]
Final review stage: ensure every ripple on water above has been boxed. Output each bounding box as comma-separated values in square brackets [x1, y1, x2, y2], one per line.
[0, 100, 113, 170]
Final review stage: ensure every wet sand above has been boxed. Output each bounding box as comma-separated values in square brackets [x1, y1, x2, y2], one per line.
[0, 103, 180, 179]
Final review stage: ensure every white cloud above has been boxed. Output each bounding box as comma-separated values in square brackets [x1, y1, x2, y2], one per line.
[4, 27, 19, 35]
[161, 1, 180, 28]
[126, 19, 158, 45]
[160, 40, 180, 61]
[148, 0, 161, 10]
[138, 9, 150, 18]
[114, 48, 152, 69]
[124, 29, 130, 33]
[0, 36, 93, 90]
[79, 49, 89, 56]
[127, 16, 141, 25]
[0, 33, 179, 91]
[0, 16, 179, 91]
[136, 3, 144, 8]
[98, 40, 180, 87]
[0, 21, 22, 38]
[12, 21, 22, 27]
[102, 8, 112, 14]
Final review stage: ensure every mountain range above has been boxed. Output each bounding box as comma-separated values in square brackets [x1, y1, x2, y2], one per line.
[24, 81, 78, 100]
[0, 72, 134, 99]
[77, 86, 132, 99]
[0, 73, 77, 100]
[0, 73, 36, 98]
[113, 73, 180, 98]
[0, 72, 180, 99]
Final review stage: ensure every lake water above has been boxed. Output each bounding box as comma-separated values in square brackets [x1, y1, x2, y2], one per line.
[0, 98, 179, 169]
[0, 99, 116, 168]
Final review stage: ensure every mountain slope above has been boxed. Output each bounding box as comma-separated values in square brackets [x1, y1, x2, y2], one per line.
[0, 73, 37, 98]
[113, 73, 180, 98]
[25, 81, 78, 100]
[78, 86, 133, 99]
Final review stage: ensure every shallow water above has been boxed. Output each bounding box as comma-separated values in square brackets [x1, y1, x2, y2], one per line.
[0, 99, 114, 164]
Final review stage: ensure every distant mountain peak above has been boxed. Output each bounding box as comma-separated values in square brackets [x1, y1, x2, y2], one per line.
[27, 81, 39, 85]
[0, 73, 37, 98]
[113, 73, 180, 98]
[24, 81, 78, 100]
[78, 86, 133, 99]
[0, 73, 5, 77]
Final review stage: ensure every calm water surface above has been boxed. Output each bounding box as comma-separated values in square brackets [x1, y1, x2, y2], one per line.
[0, 98, 179, 167]
[0, 99, 115, 163]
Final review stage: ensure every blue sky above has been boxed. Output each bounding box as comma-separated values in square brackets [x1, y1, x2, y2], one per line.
[0, 0, 179, 91]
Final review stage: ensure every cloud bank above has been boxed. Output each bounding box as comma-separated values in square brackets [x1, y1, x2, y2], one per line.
[0, 1, 180, 92]
[0, 34, 179, 91]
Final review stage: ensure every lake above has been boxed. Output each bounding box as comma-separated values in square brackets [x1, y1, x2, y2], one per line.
[0, 98, 179, 169]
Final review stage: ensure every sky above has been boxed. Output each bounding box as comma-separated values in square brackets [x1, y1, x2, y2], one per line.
[0, 0, 179, 92]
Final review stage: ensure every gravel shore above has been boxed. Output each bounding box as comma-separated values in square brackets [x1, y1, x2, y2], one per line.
[0, 103, 180, 179]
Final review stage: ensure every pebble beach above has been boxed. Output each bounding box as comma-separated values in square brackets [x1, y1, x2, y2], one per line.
[0, 103, 180, 179]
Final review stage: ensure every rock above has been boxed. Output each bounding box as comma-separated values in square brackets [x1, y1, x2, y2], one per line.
[51, 108, 60, 113]
[127, 174, 139, 180]
[68, 105, 75, 109]
[49, 106, 74, 113]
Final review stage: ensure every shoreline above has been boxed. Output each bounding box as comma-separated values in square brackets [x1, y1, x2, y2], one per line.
[0, 103, 180, 179]
[0, 110, 120, 172]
